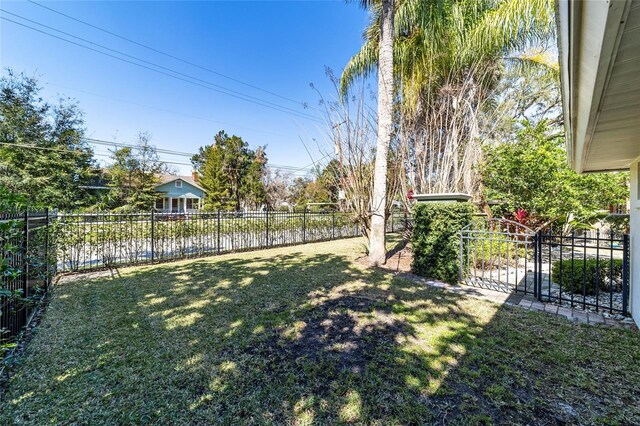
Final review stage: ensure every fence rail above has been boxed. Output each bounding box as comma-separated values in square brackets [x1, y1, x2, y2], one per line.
[459, 219, 630, 316]
[2, 209, 410, 348]
[1, 210, 52, 353]
[535, 230, 629, 315]
[54, 210, 366, 272]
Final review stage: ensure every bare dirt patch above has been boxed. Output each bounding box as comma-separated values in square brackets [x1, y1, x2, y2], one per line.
[356, 239, 413, 273]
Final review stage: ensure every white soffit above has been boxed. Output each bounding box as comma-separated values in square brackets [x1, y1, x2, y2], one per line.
[557, 0, 640, 173]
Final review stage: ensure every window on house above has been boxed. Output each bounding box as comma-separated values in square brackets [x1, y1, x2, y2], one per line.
[186, 199, 197, 210]
[175, 180, 182, 188]
[155, 198, 164, 210]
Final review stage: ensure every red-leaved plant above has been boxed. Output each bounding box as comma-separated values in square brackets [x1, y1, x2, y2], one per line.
[513, 209, 528, 224]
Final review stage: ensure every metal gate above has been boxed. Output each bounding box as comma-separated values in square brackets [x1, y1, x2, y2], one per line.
[535, 230, 629, 316]
[459, 218, 630, 315]
[459, 219, 537, 294]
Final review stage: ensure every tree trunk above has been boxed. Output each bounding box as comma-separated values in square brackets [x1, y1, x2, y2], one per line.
[368, 0, 394, 266]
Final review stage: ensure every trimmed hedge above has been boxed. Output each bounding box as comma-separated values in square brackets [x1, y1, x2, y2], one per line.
[411, 202, 474, 284]
[551, 258, 624, 295]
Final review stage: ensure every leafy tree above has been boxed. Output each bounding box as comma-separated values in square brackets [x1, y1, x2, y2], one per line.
[0, 185, 30, 211]
[286, 161, 345, 210]
[291, 179, 331, 209]
[243, 146, 268, 209]
[289, 177, 312, 208]
[481, 121, 629, 229]
[482, 54, 563, 146]
[317, 159, 342, 204]
[106, 132, 167, 211]
[0, 70, 95, 210]
[264, 169, 292, 210]
[342, 0, 555, 200]
[192, 131, 267, 211]
[192, 141, 229, 211]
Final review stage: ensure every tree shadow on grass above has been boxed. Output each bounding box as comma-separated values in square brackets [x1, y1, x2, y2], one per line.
[1, 247, 488, 424]
[427, 302, 640, 425]
[3, 244, 640, 424]
[121, 252, 491, 424]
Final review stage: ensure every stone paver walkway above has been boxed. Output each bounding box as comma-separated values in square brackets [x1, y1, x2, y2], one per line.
[399, 273, 637, 330]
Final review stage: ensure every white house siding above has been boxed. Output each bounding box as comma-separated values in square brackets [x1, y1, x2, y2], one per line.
[630, 156, 640, 323]
[556, 0, 640, 327]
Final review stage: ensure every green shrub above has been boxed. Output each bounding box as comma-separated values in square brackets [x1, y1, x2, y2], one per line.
[469, 232, 524, 268]
[411, 202, 474, 284]
[551, 258, 624, 295]
[601, 214, 629, 235]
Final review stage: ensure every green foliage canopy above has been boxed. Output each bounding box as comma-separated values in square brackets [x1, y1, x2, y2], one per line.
[288, 160, 344, 210]
[481, 121, 629, 228]
[106, 132, 167, 211]
[341, 0, 555, 107]
[192, 131, 267, 211]
[0, 70, 95, 210]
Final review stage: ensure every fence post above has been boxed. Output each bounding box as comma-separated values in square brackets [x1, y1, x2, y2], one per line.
[44, 208, 50, 291]
[622, 233, 630, 316]
[537, 232, 543, 301]
[332, 210, 335, 240]
[150, 209, 155, 264]
[302, 208, 307, 243]
[533, 232, 538, 299]
[458, 230, 463, 283]
[217, 209, 221, 254]
[265, 208, 269, 247]
[22, 211, 29, 325]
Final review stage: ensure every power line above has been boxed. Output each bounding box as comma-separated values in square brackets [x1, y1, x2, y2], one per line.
[0, 140, 193, 167]
[83, 137, 196, 158]
[0, 140, 318, 175]
[0, 9, 319, 122]
[83, 137, 323, 173]
[27, 0, 323, 113]
[43, 81, 290, 139]
[82, 137, 318, 170]
[1, 11, 321, 122]
[0, 13, 324, 123]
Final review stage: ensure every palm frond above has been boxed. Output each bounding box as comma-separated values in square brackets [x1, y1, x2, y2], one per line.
[340, 39, 379, 97]
[463, 0, 554, 63]
[509, 48, 559, 72]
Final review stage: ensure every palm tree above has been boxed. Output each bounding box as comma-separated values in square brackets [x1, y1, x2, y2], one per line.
[348, 0, 396, 266]
[342, 0, 555, 222]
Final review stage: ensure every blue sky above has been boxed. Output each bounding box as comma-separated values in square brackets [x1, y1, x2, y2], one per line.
[0, 1, 370, 175]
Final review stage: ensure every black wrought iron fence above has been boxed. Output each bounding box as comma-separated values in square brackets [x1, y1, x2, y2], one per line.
[535, 230, 629, 316]
[53, 210, 368, 272]
[1, 210, 52, 351]
[1, 208, 410, 349]
[387, 211, 413, 234]
[458, 219, 630, 316]
[459, 218, 536, 293]
[54, 210, 410, 272]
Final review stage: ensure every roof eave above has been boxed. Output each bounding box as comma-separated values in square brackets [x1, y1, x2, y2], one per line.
[555, 0, 575, 170]
[157, 176, 205, 193]
[555, 0, 632, 173]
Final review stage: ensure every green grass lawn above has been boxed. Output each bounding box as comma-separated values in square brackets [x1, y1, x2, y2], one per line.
[1, 237, 639, 425]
